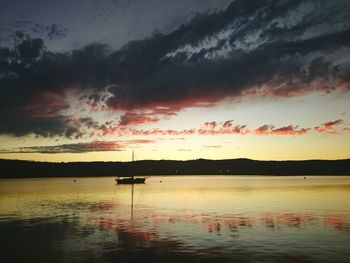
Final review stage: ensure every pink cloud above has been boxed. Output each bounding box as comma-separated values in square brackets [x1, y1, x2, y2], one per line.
[20, 90, 69, 120]
[130, 128, 197, 136]
[198, 120, 249, 135]
[254, 125, 310, 136]
[202, 121, 217, 129]
[271, 125, 310, 135]
[314, 119, 344, 134]
[119, 112, 159, 126]
[254, 124, 275, 135]
[111, 121, 312, 138]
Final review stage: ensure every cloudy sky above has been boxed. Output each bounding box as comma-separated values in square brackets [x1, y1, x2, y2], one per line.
[0, 0, 349, 162]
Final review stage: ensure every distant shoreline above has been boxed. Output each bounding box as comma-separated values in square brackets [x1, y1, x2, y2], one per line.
[1, 158, 349, 178]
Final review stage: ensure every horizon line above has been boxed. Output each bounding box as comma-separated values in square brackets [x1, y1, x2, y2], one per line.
[1, 157, 349, 164]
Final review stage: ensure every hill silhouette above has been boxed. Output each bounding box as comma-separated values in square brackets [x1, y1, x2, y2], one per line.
[0, 158, 349, 178]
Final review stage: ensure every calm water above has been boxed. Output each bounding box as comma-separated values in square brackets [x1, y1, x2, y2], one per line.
[1, 176, 350, 263]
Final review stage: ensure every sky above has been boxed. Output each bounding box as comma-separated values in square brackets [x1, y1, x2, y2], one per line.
[0, 0, 349, 162]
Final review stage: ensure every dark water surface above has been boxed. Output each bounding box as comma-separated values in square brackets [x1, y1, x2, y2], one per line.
[1, 176, 350, 263]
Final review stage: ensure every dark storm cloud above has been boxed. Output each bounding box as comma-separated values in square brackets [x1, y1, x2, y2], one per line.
[102, 0, 350, 110]
[0, 0, 231, 51]
[0, 20, 67, 45]
[1, 0, 350, 138]
[0, 39, 112, 137]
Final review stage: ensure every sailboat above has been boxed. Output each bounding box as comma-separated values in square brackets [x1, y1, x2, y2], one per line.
[116, 150, 146, 184]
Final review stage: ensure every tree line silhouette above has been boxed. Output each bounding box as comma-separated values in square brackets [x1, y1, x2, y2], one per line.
[0, 158, 349, 178]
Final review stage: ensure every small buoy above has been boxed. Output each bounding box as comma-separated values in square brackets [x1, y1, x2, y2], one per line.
[304, 177, 306, 179]
[74, 179, 76, 182]
[160, 180, 162, 183]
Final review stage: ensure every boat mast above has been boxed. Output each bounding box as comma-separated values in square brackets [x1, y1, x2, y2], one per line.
[131, 149, 134, 219]
[131, 182, 134, 219]
[132, 149, 135, 180]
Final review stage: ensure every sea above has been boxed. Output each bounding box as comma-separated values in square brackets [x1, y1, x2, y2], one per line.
[0, 176, 349, 263]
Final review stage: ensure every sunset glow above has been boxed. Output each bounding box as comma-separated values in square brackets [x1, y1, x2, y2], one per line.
[1, 0, 349, 162]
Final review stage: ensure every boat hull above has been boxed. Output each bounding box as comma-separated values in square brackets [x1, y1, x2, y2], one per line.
[116, 177, 146, 184]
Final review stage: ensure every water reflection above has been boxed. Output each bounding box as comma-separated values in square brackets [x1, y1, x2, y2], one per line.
[0, 176, 350, 262]
[90, 206, 350, 237]
[324, 215, 350, 234]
